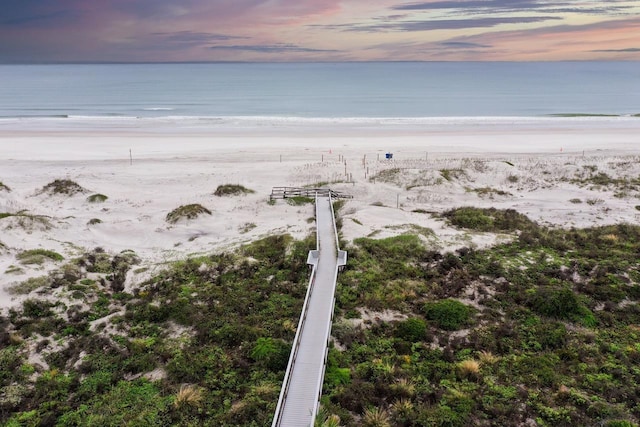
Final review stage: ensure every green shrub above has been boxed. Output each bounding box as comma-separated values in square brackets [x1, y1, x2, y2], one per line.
[57, 379, 169, 426]
[250, 337, 278, 361]
[87, 193, 108, 203]
[87, 218, 102, 225]
[443, 207, 537, 232]
[214, 184, 255, 196]
[166, 204, 212, 224]
[604, 421, 635, 427]
[250, 337, 290, 371]
[22, 299, 54, 318]
[424, 299, 472, 330]
[528, 286, 594, 326]
[396, 317, 427, 342]
[325, 366, 351, 387]
[445, 207, 493, 230]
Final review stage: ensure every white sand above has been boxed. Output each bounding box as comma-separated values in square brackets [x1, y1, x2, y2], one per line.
[1, 117, 639, 310]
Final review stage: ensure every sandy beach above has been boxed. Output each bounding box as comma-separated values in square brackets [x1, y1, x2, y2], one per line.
[2, 117, 639, 310]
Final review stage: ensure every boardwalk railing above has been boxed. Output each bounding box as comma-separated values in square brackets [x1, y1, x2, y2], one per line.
[309, 193, 346, 421]
[270, 186, 353, 201]
[271, 192, 346, 427]
[271, 256, 319, 427]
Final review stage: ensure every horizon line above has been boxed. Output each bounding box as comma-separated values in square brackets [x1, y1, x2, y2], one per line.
[1, 59, 640, 65]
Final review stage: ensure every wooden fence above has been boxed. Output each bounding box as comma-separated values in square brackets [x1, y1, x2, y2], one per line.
[269, 187, 353, 200]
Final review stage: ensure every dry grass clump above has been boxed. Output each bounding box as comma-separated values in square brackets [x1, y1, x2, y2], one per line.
[362, 407, 391, 427]
[214, 184, 255, 197]
[173, 384, 202, 410]
[478, 350, 499, 365]
[390, 399, 415, 420]
[166, 204, 212, 224]
[457, 359, 481, 379]
[390, 378, 416, 398]
[8, 276, 49, 295]
[0, 181, 11, 192]
[41, 179, 87, 196]
[316, 407, 342, 427]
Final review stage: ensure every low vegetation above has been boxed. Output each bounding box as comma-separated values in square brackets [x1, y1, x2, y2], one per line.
[0, 211, 52, 230]
[439, 168, 466, 182]
[323, 219, 640, 426]
[40, 179, 87, 196]
[467, 187, 512, 198]
[2, 210, 640, 426]
[214, 184, 255, 197]
[0, 181, 11, 192]
[0, 236, 313, 426]
[442, 206, 536, 232]
[239, 222, 256, 234]
[370, 168, 401, 184]
[286, 196, 314, 206]
[87, 193, 108, 203]
[16, 249, 64, 265]
[166, 204, 212, 224]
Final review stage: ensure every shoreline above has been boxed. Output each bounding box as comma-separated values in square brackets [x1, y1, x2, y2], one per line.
[1, 114, 639, 135]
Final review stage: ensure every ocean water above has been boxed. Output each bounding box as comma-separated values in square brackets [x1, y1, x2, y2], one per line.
[0, 62, 638, 120]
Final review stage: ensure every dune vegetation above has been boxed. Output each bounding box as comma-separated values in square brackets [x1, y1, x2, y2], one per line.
[214, 184, 255, 197]
[40, 179, 87, 196]
[1, 209, 640, 426]
[166, 204, 212, 224]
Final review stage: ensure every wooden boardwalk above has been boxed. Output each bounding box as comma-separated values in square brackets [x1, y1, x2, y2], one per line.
[272, 195, 346, 427]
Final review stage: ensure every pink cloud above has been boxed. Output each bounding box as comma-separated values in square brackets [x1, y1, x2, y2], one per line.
[1, 0, 639, 62]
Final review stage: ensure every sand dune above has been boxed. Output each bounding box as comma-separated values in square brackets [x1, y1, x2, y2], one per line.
[1, 117, 639, 310]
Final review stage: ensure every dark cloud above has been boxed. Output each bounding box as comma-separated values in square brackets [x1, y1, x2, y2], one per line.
[152, 31, 248, 44]
[592, 47, 640, 52]
[328, 15, 561, 32]
[393, 0, 633, 13]
[209, 43, 339, 53]
[0, 1, 79, 27]
[439, 41, 491, 48]
[394, 0, 542, 11]
[401, 16, 560, 30]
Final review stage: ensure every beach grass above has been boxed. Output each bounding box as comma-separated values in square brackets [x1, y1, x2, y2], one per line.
[214, 184, 255, 197]
[41, 179, 87, 195]
[17, 249, 64, 265]
[0, 211, 53, 230]
[87, 193, 108, 203]
[166, 204, 212, 224]
[286, 196, 314, 206]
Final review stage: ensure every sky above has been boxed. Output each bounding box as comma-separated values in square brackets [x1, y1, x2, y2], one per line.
[1, 0, 639, 62]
